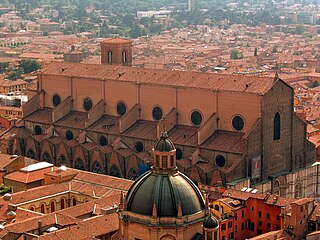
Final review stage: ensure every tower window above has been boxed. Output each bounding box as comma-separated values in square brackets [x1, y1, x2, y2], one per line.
[274, 112, 280, 140]
[122, 50, 127, 63]
[215, 155, 226, 167]
[191, 110, 203, 126]
[152, 106, 163, 121]
[135, 141, 144, 152]
[232, 115, 245, 131]
[83, 97, 93, 111]
[116, 101, 127, 116]
[52, 94, 61, 107]
[108, 50, 112, 64]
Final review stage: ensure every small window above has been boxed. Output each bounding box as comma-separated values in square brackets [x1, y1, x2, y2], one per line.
[40, 204, 45, 214]
[99, 135, 107, 146]
[108, 50, 112, 63]
[72, 197, 77, 206]
[83, 97, 93, 111]
[52, 94, 61, 107]
[156, 155, 160, 166]
[232, 115, 245, 131]
[135, 141, 144, 152]
[191, 110, 203, 126]
[274, 112, 280, 140]
[65, 130, 73, 140]
[152, 106, 163, 121]
[34, 125, 42, 135]
[116, 101, 127, 116]
[60, 198, 65, 210]
[215, 155, 226, 167]
[122, 50, 127, 63]
[50, 201, 55, 212]
[176, 148, 183, 160]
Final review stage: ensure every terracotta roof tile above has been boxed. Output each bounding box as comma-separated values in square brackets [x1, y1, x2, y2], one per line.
[4, 166, 56, 183]
[41, 62, 276, 95]
[202, 130, 245, 154]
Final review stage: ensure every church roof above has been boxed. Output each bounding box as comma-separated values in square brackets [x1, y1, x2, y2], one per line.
[41, 62, 277, 95]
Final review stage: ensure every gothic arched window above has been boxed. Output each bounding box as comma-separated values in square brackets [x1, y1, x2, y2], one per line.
[74, 158, 85, 170]
[127, 168, 138, 180]
[27, 149, 35, 159]
[92, 161, 102, 173]
[42, 151, 51, 163]
[58, 154, 67, 167]
[109, 165, 121, 177]
[274, 113, 281, 140]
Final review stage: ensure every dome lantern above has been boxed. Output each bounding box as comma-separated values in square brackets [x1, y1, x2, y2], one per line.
[153, 131, 177, 171]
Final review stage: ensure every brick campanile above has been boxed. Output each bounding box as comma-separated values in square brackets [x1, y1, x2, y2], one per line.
[100, 38, 133, 66]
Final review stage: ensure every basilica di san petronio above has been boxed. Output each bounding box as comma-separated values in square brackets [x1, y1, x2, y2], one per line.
[0, 37, 318, 240]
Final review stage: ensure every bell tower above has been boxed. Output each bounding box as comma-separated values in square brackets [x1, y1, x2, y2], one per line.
[100, 38, 133, 66]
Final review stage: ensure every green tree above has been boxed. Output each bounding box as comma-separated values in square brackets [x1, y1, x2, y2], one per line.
[230, 50, 243, 60]
[0, 62, 9, 73]
[272, 45, 278, 53]
[295, 25, 305, 35]
[19, 59, 41, 74]
[7, 71, 21, 80]
[311, 80, 320, 88]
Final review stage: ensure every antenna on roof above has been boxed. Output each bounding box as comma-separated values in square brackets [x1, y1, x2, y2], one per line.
[274, 71, 279, 82]
[162, 117, 166, 132]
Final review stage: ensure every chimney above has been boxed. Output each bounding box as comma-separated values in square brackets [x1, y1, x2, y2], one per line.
[38, 220, 42, 235]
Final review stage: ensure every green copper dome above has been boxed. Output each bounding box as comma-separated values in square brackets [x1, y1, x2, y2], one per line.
[126, 171, 205, 217]
[203, 213, 219, 229]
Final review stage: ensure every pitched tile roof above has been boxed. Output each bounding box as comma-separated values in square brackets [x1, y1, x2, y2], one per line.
[201, 130, 245, 154]
[41, 62, 276, 95]
[4, 166, 56, 183]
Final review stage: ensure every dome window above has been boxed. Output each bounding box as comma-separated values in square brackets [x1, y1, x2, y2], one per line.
[83, 97, 93, 111]
[232, 115, 245, 131]
[65, 130, 73, 140]
[152, 106, 163, 121]
[215, 155, 226, 167]
[191, 110, 203, 126]
[99, 135, 107, 146]
[52, 94, 61, 107]
[135, 141, 144, 152]
[116, 101, 127, 116]
[34, 125, 42, 135]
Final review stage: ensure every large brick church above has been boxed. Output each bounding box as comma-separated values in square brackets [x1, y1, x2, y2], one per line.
[1, 38, 315, 196]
